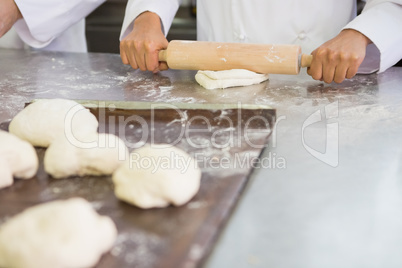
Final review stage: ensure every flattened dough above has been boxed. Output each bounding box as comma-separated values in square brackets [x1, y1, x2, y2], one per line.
[44, 133, 129, 178]
[0, 130, 38, 189]
[9, 99, 98, 147]
[195, 69, 269, 90]
[0, 198, 117, 268]
[113, 144, 201, 209]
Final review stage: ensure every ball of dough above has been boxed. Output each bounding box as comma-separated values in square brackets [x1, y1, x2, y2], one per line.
[44, 133, 129, 178]
[0, 198, 117, 268]
[0, 158, 13, 189]
[113, 144, 201, 209]
[0, 130, 38, 189]
[9, 99, 98, 147]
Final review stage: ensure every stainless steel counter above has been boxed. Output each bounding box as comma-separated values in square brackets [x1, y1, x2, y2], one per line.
[1, 48, 402, 268]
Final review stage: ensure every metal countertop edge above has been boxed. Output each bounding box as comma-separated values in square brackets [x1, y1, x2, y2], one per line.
[31, 99, 274, 110]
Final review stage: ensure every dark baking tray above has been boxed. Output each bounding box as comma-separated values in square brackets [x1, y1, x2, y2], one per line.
[0, 101, 275, 268]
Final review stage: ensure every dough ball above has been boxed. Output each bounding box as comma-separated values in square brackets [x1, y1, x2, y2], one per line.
[9, 99, 98, 147]
[195, 69, 269, 90]
[0, 198, 117, 268]
[44, 133, 129, 178]
[0, 158, 13, 189]
[113, 144, 201, 209]
[0, 130, 38, 189]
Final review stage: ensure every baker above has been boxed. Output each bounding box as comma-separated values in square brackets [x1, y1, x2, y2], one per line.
[119, 0, 402, 84]
[0, 0, 105, 52]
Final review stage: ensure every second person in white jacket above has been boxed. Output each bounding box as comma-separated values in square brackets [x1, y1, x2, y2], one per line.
[0, 0, 105, 52]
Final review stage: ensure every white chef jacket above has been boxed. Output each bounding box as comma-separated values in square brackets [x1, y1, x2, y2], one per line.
[120, 0, 402, 73]
[0, 0, 105, 52]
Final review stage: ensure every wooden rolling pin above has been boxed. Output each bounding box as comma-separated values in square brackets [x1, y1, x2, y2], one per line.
[158, 40, 313, 75]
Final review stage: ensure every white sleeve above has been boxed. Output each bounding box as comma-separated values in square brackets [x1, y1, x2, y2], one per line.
[120, 0, 181, 40]
[13, 0, 105, 48]
[344, 0, 402, 72]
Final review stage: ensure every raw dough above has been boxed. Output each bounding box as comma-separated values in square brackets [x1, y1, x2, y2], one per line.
[9, 99, 98, 147]
[195, 69, 269, 90]
[44, 133, 129, 178]
[0, 198, 117, 268]
[0, 160, 12, 189]
[0, 130, 38, 189]
[113, 144, 201, 209]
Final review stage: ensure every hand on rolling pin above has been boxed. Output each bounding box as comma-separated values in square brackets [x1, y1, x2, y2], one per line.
[120, 11, 168, 73]
[0, 0, 22, 38]
[307, 29, 371, 84]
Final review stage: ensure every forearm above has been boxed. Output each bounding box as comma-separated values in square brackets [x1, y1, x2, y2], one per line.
[120, 0, 181, 40]
[134, 11, 164, 34]
[0, 0, 23, 38]
[344, 0, 402, 72]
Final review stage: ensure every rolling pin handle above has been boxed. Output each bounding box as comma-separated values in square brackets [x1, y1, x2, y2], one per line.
[158, 50, 168, 62]
[300, 54, 313, 68]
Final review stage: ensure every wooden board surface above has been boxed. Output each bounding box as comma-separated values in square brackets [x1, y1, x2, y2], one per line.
[0, 105, 275, 268]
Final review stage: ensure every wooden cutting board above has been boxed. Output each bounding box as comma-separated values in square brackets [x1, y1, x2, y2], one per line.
[0, 101, 275, 268]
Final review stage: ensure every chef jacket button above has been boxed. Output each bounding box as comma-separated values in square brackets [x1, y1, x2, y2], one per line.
[239, 34, 245, 40]
[298, 31, 306, 40]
